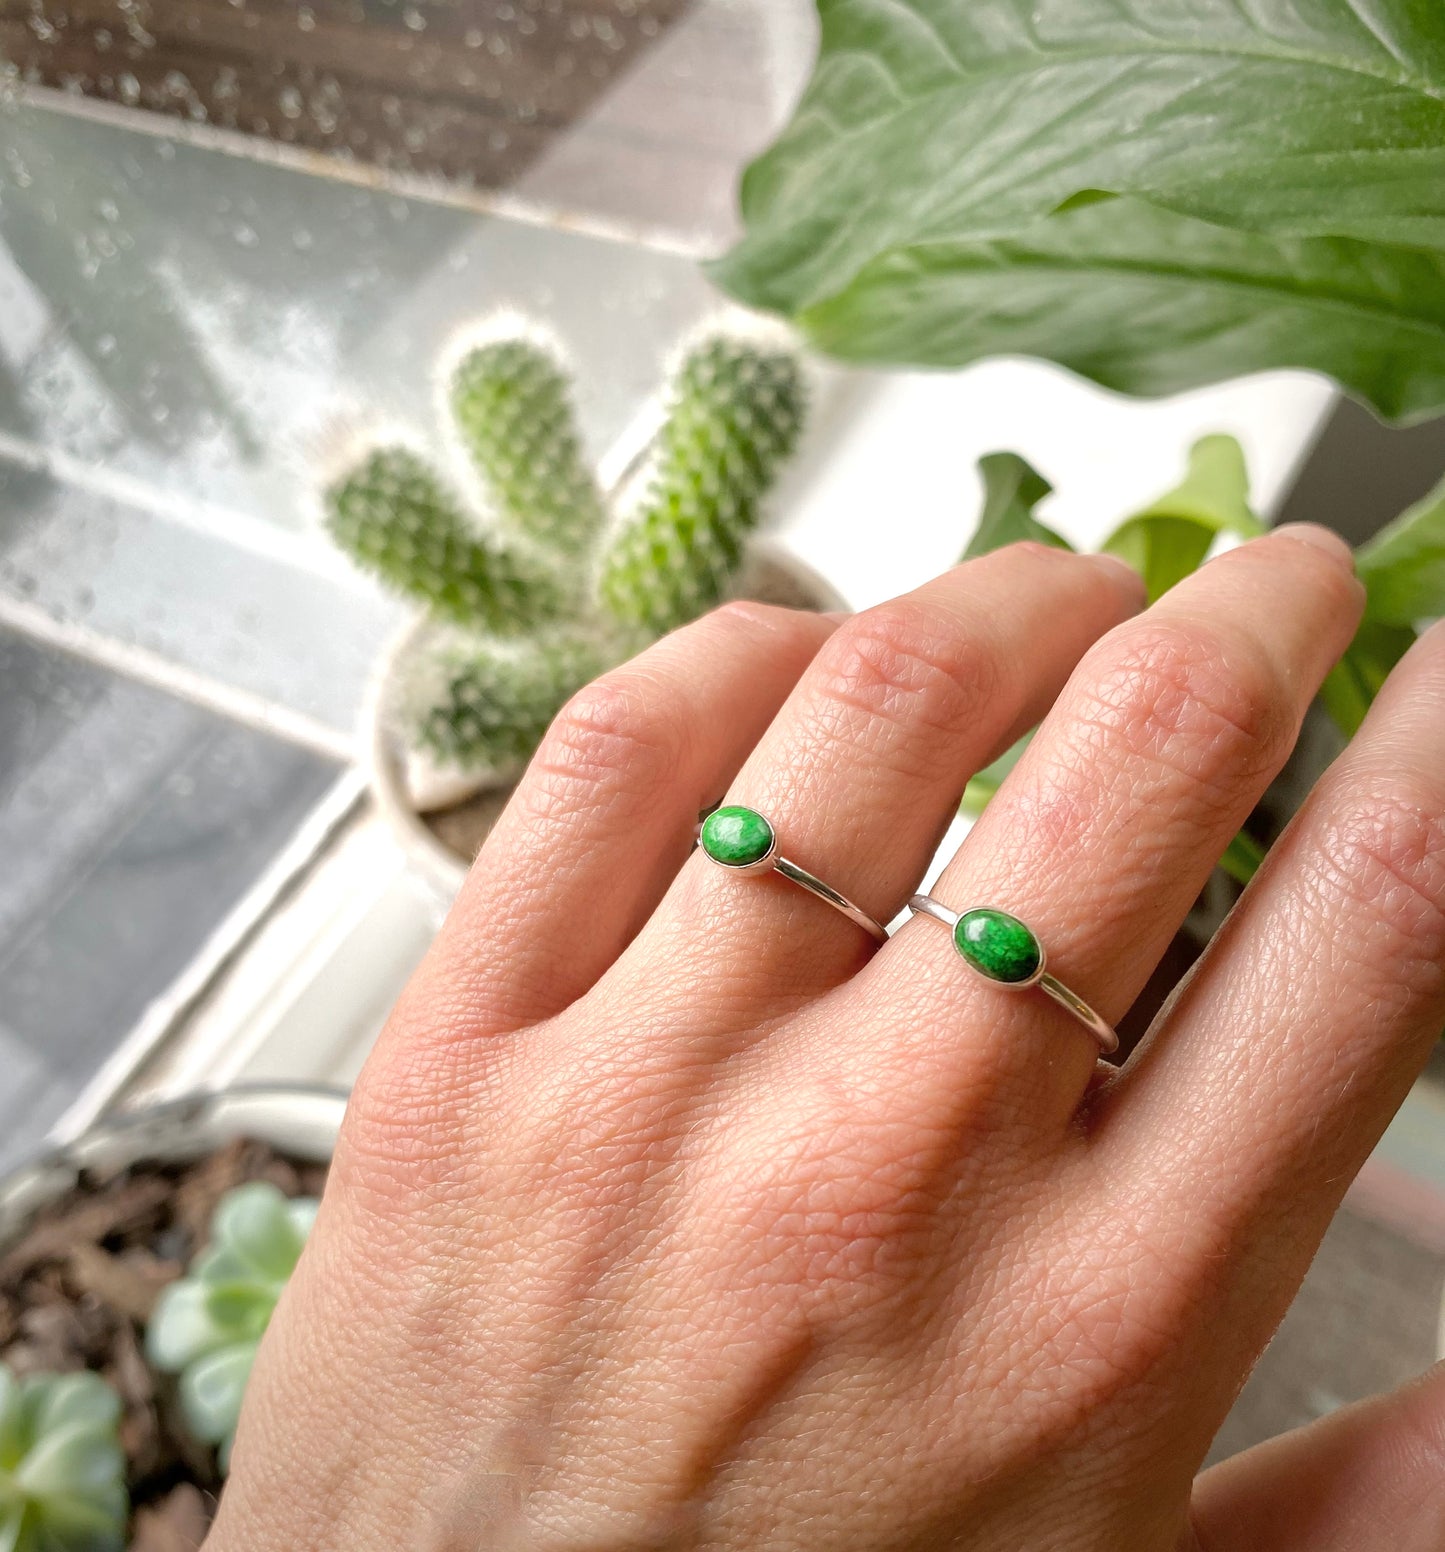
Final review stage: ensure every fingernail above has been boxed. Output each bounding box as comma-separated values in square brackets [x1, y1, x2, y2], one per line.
[1087, 550, 1147, 600]
[1271, 522, 1355, 567]
[821, 609, 853, 624]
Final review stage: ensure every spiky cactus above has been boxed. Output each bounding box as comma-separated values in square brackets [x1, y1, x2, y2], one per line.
[325, 330, 807, 778]
[599, 338, 806, 633]
[326, 448, 561, 632]
[414, 630, 613, 776]
[451, 340, 608, 559]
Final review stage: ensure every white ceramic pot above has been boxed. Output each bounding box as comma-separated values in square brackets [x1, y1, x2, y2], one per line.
[366, 540, 848, 912]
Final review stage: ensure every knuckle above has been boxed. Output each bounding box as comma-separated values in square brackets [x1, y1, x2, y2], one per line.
[1079, 621, 1293, 788]
[528, 673, 685, 821]
[814, 603, 1002, 745]
[1315, 781, 1445, 972]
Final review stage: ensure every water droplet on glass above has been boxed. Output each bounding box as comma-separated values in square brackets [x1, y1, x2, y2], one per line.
[233, 222, 259, 247]
[402, 6, 425, 30]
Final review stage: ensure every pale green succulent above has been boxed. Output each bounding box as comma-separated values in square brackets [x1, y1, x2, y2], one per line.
[146, 1182, 318, 1472]
[0, 1366, 128, 1552]
[325, 330, 807, 777]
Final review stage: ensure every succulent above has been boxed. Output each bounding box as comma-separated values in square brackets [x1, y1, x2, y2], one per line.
[325, 330, 807, 778]
[146, 1182, 318, 1472]
[0, 1367, 128, 1552]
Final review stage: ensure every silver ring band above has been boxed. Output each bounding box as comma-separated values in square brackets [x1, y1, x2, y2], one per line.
[907, 895, 1117, 1055]
[698, 806, 887, 944]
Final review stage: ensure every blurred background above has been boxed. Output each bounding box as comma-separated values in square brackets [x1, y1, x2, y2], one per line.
[2, 0, 1444, 1467]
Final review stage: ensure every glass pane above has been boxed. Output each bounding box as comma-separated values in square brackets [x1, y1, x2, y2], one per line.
[0, 625, 340, 1169]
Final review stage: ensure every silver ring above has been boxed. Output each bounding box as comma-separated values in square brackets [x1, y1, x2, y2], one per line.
[698, 806, 887, 944]
[906, 896, 1117, 1055]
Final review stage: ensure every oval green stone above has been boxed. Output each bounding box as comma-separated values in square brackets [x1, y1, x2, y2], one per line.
[953, 908, 1041, 984]
[700, 805, 775, 867]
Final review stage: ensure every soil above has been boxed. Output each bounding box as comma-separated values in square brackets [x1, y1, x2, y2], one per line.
[0, 1137, 328, 1549]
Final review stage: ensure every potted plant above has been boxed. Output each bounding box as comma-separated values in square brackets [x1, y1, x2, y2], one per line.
[321, 324, 842, 905]
[0, 1088, 345, 1548]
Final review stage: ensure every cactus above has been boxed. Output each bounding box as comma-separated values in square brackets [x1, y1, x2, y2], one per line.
[146, 1182, 318, 1473]
[598, 339, 807, 634]
[326, 448, 561, 633]
[0, 1366, 128, 1552]
[451, 340, 608, 559]
[412, 630, 613, 777]
[324, 328, 807, 776]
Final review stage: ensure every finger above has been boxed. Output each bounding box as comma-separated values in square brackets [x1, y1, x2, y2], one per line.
[393, 602, 839, 1039]
[1187, 1363, 1445, 1551]
[1096, 621, 1445, 1325]
[642, 544, 1142, 1011]
[852, 526, 1363, 1133]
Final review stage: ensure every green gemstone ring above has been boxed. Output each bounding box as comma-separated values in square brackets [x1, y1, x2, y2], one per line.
[906, 896, 1118, 1054]
[698, 805, 888, 943]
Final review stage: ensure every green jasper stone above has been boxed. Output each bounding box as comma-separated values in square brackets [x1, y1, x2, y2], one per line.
[953, 909, 1041, 984]
[700, 805, 774, 867]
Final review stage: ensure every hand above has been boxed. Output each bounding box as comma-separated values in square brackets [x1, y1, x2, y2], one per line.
[209, 531, 1445, 1551]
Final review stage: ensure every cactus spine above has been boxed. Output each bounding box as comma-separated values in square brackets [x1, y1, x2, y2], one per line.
[325, 329, 807, 775]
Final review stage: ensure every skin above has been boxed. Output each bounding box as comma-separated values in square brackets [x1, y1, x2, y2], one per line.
[208, 530, 1445, 1551]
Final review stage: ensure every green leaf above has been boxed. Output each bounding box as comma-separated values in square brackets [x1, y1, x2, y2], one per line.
[146, 1282, 230, 1372]
[1318, 617, 1418, 737]
[789, 196, 1445, 424]
[178, 1345, 257, 1447]
[1219, 829, 1268, 887]
[712, 0, 1445, 319]
[962, 454, 1071, 560]
[961, 728, 1033, 815]
[1355, 474, 1445, 625]
[1103, 435, 1265, 603]
[211, 1182, 304, 1282]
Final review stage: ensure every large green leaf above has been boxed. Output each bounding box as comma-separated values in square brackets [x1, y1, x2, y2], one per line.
[962, 452, 1071, 559]
[713, 0, 1445, 319]
[1319, 616, 1418, 736]
[790, 196, 1445, 424]
[1355, 473, 1445, 624]
[1103, 434, 1265, 602]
